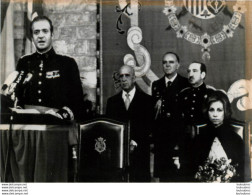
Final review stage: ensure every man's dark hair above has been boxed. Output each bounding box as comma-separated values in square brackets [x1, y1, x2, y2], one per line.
[199, 62, 207, 74]
[163, 52, 180, 63]
[191, 61, 207, 74]
[30, 16, 54, 34]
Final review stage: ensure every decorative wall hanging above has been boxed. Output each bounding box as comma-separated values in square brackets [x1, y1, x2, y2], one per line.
[227, 79, 252, 111]
[116, 1, 141, 34]
[115, 0, 157, 93]
[163, 0, 246, 62]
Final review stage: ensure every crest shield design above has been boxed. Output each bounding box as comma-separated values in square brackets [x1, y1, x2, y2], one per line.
[95, 137, 106, 154]
[183, 0, 226, 19]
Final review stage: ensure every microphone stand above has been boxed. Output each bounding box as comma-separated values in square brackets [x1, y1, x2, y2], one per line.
[3, 96, 17, 181]
[76, 123, 81, 182]
[72, 122, 78, 182]
[125, 121, 130, 182]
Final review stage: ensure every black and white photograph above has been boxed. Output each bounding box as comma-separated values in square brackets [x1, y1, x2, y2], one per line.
[0, 0, 251, 194]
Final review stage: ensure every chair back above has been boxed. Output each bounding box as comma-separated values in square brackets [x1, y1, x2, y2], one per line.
[196, 120, 246, 140]
[78, 118, 129, 182]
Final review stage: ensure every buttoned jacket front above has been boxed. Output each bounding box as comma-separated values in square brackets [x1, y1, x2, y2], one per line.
[178, 83, 214, 125]
[16, 48, 84, 120]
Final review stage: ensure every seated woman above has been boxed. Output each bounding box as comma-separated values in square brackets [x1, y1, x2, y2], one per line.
[191, 91, 250, 182]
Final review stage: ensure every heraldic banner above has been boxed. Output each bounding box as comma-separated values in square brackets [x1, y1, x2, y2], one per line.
[101, 0, 252, 122]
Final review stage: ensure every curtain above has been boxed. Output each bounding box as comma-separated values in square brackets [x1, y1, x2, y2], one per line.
[0, 0, 15, 86]
[101, 0, 249, 119]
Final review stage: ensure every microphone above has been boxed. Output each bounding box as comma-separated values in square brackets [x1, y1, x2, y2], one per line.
[1, 71, 19, 92]
[23, 73, 33, 85]
[5, 71, 33, 96]
[7, 71, 26, 95]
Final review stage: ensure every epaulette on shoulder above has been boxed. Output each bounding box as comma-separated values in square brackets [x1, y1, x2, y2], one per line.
[206, 85, 216, 90]
[20, 53, 33, 59]
[56, 52, 73, 59]
[179, 87, 190, 94]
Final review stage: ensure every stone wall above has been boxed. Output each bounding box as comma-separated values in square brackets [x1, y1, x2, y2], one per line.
[13, 0, 97, 107]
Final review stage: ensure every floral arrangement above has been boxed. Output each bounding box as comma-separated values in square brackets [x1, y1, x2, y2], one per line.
[195, 157, 238, 183]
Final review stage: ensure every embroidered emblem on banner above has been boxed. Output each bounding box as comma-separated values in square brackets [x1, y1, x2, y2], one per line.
[183, 0, 226, 19]
[163, 0, 246, 62]
[46, 70, 60, 79]
[112, 71, 121, 91]
[95, 137, 106, 154]
[115, 1, 142, 34]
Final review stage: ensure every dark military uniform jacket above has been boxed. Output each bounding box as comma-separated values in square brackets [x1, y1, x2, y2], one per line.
[151, 75, 189, 178]
[152, 75, 189, 122]
[16, 48, 84, 121]
[178, 83, 214, 125]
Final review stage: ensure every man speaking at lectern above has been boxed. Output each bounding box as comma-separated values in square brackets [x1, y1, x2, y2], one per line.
[0, 16, 85, 182]
[12, 16, 84, 121]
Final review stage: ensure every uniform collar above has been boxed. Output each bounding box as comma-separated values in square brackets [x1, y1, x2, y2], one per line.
[192, 82, 206, 91]
[35, 48, 56, 59]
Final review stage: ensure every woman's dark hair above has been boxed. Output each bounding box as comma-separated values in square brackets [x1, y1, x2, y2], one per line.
[30, 16, 54, 34]
[202, 90, 232, 122]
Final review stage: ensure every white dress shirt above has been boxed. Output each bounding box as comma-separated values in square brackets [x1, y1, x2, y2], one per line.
[165, 73, 177, 85]
[122, 87, 136, 104]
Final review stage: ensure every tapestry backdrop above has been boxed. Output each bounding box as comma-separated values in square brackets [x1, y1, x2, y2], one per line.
[102, 0, 251, 121]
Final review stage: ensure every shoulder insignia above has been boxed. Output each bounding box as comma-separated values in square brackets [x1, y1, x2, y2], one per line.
[20, 53, 34, 59]
[179, 87, 191, 94]
[57, 52, 73, 59]
[206, 85, 216, 90]
[218, 89, 227, 95]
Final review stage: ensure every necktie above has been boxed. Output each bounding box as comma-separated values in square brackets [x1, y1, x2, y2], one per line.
[125, 93, 130, 110]
[167, 81, 172, 88]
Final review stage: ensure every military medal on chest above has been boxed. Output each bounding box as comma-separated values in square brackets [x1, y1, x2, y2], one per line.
[39, 60, 43, 71]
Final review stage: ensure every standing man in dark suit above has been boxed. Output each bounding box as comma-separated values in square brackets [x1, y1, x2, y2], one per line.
[106, 65, 154, 182]
[152, 52, 189, 182]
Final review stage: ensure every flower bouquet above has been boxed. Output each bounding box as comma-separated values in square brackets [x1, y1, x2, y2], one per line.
[195, 157, 238, 183]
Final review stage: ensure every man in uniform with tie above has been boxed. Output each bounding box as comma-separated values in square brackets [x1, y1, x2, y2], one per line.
[151, 52, 189, 182]
[106, 65, 154, 182]
[14, 16, 85, 121]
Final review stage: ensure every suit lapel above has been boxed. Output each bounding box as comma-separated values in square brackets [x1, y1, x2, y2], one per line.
[167, 74, 182, 91]
[115, 92, 127, 112]
[127, 88, 140, 112]
[158, 77, 167, 95]
[171, 75, 179, 88]
[160, 76, 166, 90]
